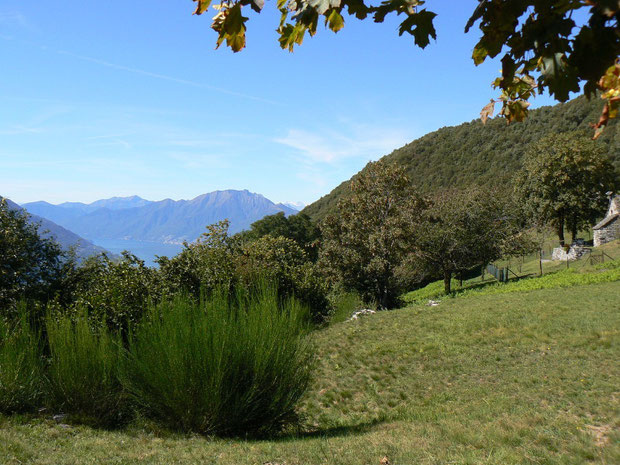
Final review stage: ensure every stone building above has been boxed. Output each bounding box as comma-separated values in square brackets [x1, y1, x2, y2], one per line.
[593, 193, 620, 247]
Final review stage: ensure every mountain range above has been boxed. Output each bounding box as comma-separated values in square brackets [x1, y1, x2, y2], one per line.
[2, 197, 108, 259]
[23, 190, 298, 244]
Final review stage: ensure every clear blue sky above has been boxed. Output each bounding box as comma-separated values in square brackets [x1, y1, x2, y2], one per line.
[1, 0, 562, 205]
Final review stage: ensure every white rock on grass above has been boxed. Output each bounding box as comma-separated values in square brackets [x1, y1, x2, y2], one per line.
[348, 309, 376, 321]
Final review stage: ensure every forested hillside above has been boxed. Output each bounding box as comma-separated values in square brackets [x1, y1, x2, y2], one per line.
[303, 96, 620, 220]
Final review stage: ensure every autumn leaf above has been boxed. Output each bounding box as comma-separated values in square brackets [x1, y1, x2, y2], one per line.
[212, 4, 248, 52]
[480, 100, 495, 124]
[326, 9, 345, 33]
[193, 0, 212, 15]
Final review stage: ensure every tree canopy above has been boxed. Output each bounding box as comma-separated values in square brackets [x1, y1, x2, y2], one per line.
[407, 187, 515, 294]
[0, 199, 64, 312]
[192, 0, 620, 134]
[319, 161, 422, 307]
[236, 211, 320, 260]
[515, 131, 617, 245]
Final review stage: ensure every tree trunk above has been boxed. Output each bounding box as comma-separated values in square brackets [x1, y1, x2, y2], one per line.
[443, 270, 452, 294]
[570, 216, 578, 244]
[556, 215, 565, 246]
[539, 249, 543, 276]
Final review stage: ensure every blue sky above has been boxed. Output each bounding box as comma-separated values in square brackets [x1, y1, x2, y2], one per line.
[1, 0, 562, 205]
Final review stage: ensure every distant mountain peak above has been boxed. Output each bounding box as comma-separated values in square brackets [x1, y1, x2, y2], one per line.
[279, 201, 305, 211]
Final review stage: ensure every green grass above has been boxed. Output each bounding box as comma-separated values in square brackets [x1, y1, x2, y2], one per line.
[402, 240, 620, 304]
[1, 279, 618, 464]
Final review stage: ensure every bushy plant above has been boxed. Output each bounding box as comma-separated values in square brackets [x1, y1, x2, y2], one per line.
[46, 310, 126, 425]
[123, 284, 313, 436]
[55, 252, 159, 334]
[237, 212, 321, 261]
[156, 220, 238, 300]
[0, 308, 44, 413]
[328, 289, 364, 324]
[237, 235, 330, 322]
[0, 199, 64, 315]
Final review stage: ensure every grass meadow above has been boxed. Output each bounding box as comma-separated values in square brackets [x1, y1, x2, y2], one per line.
[1, 279, 618, 465]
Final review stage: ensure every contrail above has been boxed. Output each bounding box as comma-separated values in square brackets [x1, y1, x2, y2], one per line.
[56, 50, 281, 105]
[0, 33, 280, 105]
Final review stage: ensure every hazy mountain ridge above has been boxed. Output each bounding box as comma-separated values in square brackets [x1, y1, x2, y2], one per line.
[23, 190, 297, 243]
[2, 197, 109, 259]
[279, 201, 305, 211]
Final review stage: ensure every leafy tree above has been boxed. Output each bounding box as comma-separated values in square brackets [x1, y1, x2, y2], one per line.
[515, 131, 618, 246]
[157, 220, 239, 300]
[191, 0, 619, 132]
[237, 235, 330, 321]
[0, 199, 64, 313]
[409, 188, 514, 295]
[159, 221, 329, 321]
[237, 211, 320, 260]
[319, 161, 421, 308]
[53, 251, 159, 334]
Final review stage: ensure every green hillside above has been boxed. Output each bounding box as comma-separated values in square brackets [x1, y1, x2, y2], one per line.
[304, 96, 620, 221]
[2, 276, 618, 464]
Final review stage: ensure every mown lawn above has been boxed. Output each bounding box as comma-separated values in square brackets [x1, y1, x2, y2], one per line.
[1, 282, 619, 465]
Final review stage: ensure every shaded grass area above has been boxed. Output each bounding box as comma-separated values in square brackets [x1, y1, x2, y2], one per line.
[1, 281, 619, 464]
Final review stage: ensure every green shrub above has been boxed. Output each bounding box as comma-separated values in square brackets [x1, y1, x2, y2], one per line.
[59, 253, 159, 334]
[46, 310, 126, 425]
[0, 199, 64, 314]
[238, 236, 330, 322]
[123, 284, 313, 436]
[0, 308, 44, 413]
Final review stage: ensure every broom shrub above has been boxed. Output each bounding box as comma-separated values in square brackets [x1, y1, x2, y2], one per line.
[123, 283, 313, 436]
[0, 307, 44, 413]
[46, 310, 126, 425]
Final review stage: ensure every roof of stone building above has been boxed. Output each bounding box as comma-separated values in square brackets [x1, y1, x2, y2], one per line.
[594, 213, 619, 230]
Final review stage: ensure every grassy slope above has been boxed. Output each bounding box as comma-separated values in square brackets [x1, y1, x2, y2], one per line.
[303, 96, 620, 221]
[402, 240, 620, 304]
[2, 281, 619, 464]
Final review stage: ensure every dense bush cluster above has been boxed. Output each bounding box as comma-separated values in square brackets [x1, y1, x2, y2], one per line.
[0, 285, 312, 436]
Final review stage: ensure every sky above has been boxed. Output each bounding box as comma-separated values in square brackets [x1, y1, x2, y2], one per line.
[1, 0, 564, 206]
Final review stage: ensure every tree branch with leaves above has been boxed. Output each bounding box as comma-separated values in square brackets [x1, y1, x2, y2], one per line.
[192, 0, 619, 136]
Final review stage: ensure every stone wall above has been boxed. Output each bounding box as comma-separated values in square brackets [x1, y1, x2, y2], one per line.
[551, 245, 590, 261]
[594, 217, 620, 247]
